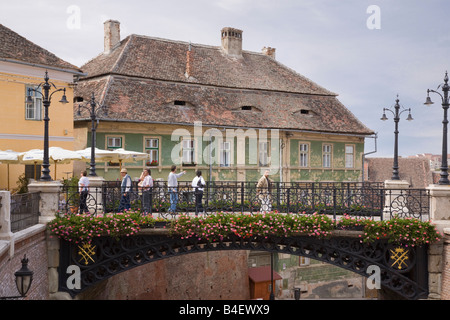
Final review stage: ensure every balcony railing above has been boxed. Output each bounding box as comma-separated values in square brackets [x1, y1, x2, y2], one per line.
[59, 181, 430, 221]
[10, 192, 40, 232]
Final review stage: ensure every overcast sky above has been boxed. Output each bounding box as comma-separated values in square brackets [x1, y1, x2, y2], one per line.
[1, 0, 450, 158]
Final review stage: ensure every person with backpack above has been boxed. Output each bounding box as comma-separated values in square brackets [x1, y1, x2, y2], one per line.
[192, 170, 206, 215]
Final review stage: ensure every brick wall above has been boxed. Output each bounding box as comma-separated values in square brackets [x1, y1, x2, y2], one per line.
[78, 251, 250, 300]
[0, 227, 48, 299]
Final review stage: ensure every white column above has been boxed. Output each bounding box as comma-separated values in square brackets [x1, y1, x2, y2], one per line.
[28, 180, 62, 224]
[383, 180, 410, 220]
[88, 176, 105, 214]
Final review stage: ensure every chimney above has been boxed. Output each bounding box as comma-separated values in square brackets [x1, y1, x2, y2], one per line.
[104, 20, 120, 54]
[262, 46, 276, 59]
[221, 27, 243, 56]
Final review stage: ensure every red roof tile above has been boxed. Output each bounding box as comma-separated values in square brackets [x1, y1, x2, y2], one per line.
[248, 266, 282, 283]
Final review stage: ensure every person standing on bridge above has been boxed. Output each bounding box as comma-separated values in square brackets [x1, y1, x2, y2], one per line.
[78, 170, 90, 214]
[168, 165, 186, 214]
[141, 168, 153, 213]
[118, 168, 132, 212]
[257, 169, 273, 213]
[192, 170, 206, 215]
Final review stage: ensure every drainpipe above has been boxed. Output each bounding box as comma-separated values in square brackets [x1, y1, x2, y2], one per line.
[362, 133, 378, 182]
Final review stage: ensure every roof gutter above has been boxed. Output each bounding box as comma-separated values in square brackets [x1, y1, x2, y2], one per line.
[74, 118, 374, 138]
[0, 57, 87, 76]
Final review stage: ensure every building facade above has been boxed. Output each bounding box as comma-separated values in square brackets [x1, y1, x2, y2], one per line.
[74, 21, 373, 183]
[0, 24, 83, 190]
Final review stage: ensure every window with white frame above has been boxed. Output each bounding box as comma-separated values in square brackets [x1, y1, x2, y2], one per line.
[25, 86, 42, 120]
[299, 143, 309, 167]
[106, 136, 122, 166]
[182, 139, 195, 164]
[220, 141, 231, 167]
[107, 137, 122, 150]
[259, 141, 269, 167]
[323, 144, 332, 168]
[345, 145, 355, 168]
[145, 138, 159, 165]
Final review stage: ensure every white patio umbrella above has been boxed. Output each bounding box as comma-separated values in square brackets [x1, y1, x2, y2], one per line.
[0, 149, 20, 162]
[20, 147, 83, 179]
[0, 150, 21, 190]
[107, 148, 149, 171]
[75, 147, 118, 161]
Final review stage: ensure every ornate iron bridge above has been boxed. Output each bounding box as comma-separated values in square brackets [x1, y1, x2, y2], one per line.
[58, 229, 429, 300]
[60, 181, 430, 220]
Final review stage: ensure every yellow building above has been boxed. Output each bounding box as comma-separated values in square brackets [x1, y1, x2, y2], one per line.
[0, 24, 83, 190]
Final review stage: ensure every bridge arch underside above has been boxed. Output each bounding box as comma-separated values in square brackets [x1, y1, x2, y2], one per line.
[59, 234, 428, 300]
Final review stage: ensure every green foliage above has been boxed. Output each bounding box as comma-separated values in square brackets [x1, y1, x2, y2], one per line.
[13, 173, 28, 194]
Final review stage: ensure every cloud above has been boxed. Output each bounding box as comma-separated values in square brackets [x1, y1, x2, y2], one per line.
[1, 0, 449, 158]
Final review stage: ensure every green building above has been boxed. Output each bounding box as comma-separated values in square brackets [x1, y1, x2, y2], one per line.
[74, 22, 373, 183]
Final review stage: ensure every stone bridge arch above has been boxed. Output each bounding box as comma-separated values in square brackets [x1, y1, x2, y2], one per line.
[58, 230, 428, 300]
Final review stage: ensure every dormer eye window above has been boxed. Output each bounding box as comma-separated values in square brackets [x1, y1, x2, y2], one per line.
[233, 105, 262, 113]
[293, 109, 314, 116]
[174, 100, 186, 106]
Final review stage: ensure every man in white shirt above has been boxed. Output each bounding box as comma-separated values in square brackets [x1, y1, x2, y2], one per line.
[192, 170, 206, 215]
[141, 168, 153, 213]
[78, 171, 90, 213]
[168, 165, 186, 213]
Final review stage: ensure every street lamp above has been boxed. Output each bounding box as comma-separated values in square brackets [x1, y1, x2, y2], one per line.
[424, 71, 450, 185]
[380, 96, 413, 180]
[0, 255, 34, 299]
[76, 93, 108, 177]
[26, 71, 69, 181]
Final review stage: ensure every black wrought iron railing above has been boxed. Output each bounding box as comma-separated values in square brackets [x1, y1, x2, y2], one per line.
[58, 181, 430, 221]
[10, 192, 40, 232]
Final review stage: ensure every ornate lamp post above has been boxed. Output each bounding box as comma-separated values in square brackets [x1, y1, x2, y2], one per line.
[380, 96, 413, 180]
[26, 71, 68, 181]
[424, 71, 450, 185]
[0, 255, 33, 299]
[76, 93, 108, 176]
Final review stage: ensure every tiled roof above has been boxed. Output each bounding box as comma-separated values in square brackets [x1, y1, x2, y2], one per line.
[82, 35, 335, 95]
[248, 266, 282, 283]
[0, 24, 82, 73]
[76, 33, 373, 135]
[365, 157, 433, 188]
